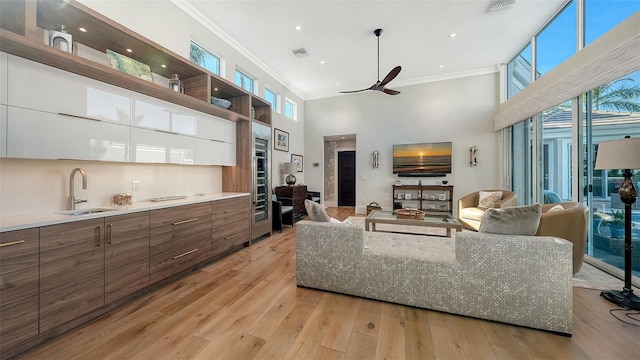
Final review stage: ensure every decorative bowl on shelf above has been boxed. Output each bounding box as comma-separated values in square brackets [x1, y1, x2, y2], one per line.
[211, 96, 232, 109]
[395, 209, 425, 220]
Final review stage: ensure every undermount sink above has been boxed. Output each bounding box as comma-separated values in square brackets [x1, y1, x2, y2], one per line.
[56, 208, 116, 216]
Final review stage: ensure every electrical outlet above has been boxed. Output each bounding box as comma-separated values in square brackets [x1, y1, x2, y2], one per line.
[132, 180, 140, 191]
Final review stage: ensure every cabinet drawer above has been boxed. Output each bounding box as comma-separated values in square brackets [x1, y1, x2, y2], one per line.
[212, 197, 250, 227]
[150, 203, 212, 228]
[150, 231, 211, 284]
[0, 228, 39, 350]
[212, 220, 250, 254]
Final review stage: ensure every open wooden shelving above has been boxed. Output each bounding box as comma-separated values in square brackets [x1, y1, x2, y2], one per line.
[0, 0, 271, 125]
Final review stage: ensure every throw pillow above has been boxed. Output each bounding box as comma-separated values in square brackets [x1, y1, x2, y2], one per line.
[478, 191, 503, 209]
[547, 204, 565, 213]
[305, 199, 331, 222]
[478, 203, 542, 236]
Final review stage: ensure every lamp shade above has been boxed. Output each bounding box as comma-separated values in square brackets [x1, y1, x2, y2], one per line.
[594, 137, 640, 170]
[283, 162, 298, 174]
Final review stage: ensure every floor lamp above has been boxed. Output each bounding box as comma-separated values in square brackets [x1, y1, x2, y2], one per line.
[594, 135, 640, 310]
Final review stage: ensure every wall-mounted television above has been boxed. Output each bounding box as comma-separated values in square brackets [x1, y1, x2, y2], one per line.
[393, 142, 452, 177]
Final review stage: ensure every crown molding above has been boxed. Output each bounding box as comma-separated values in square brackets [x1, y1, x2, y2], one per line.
[169, 0, 306, 100]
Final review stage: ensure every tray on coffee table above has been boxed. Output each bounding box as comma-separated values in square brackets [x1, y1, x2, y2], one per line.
[365, 210, 462, 237]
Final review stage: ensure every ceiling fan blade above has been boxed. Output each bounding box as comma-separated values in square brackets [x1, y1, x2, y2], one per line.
[378, 66, 401, 87]
[382, 87, 401, 95]
[340, 82, 378, 94]
[339, 88, 369, 94]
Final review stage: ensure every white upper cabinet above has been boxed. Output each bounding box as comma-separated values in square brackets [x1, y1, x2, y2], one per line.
[7, 55, 131, 125]
[0, 52, 7, 105]
[132, 93, 197, 136]
[194, 139, 236, 166]
[131, 127, 195, 165]
[1, 105, 7, 157]
[6, 106, 130, 161]
[197, 113, 236, 144]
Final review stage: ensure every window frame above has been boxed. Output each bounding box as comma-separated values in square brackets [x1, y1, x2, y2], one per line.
[235, 69, 255, 94]
[189, 40, 221, 75]
[284, 97, 297, 121]
[264, 88, 279, 113]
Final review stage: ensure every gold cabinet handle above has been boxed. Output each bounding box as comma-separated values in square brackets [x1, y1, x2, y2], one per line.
[59, 112, 102, 122]
[224, 232, 243, 240]
[107, 224, 113, 245]
[96, 225, 102, 247]
[172, 218, 199, 226]
[172, 248, 198, 259]
[0, 240, 25, 248]
[155, 129, 179, 135]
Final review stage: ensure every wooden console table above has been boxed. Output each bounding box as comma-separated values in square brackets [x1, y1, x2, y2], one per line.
[274, 185, 307, 221]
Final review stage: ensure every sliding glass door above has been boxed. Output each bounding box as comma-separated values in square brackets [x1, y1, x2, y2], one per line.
[583, 70, 640, 277]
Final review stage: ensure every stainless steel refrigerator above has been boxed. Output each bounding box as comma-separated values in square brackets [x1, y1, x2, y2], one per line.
[251, 122, 272, 240]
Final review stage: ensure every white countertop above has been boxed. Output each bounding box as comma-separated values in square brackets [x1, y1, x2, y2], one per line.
[0, 192, 250, 232]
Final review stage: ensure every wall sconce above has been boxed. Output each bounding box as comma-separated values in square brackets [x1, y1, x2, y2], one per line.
[469, 146, 478, 167]
[372, 150, 379, 169]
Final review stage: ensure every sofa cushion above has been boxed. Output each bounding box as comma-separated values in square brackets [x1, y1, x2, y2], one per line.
[305, 199, 331, 222]
[478, 191, 503, 209]
[478, 203, 542, 235]
[459, 207, 486, 222]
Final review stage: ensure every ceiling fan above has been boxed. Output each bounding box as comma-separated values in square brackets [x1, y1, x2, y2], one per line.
[340, 28, 401, 96]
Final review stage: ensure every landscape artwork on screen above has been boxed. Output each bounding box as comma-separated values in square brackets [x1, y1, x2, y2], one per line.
[393, 142, 452, 176]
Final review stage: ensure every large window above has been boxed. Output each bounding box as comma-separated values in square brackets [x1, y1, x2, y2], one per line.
[507, 43, 532, 98]
[235, 69, 254, 93]
[585, 0, 640, 45]
[535, 1, 576, 78]
[189, 41, 220, 75]
[264, 88, 278, 112]
[507, 1, 640, 281]
[584, 70, 640, 277]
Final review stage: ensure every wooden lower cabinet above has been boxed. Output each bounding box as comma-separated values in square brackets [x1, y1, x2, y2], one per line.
[0, 228, 39, 351]
[39, 218, 105, 333]
[38, 212, 151, 334]
[105, 212, 150, 305]
[211, 195, 251, 255]
[150, 203, 212, 284]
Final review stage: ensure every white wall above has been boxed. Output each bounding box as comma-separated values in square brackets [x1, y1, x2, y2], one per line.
[0, 158, 222, 216]
[304, 73, 503, 214]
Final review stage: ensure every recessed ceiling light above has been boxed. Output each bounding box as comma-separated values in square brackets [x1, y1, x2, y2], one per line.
[214, 87, 219, 91]
[439, 65, 445, 69]
[78, 27, 87, 32]
[320, 60, 325, 65]
[449, 33, 457, 38]
[161, 64, 166, 68]
[126, 48, 133, 53]
[336, 82, 340, 86]
[295, 25, 301, 31]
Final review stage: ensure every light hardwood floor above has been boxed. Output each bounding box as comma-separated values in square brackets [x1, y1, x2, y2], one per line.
[17, 207, 640, 360]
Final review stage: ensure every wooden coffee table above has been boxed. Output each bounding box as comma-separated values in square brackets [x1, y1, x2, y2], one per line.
[365, 210, 463, 237]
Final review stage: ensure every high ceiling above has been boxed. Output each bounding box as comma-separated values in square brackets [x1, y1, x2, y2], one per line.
[181, 0, 566, 100]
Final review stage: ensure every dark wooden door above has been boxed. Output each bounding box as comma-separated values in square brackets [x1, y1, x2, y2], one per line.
[338, 151, 356, 206]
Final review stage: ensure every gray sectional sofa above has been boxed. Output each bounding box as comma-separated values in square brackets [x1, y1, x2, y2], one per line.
[296, 220, 573, 335]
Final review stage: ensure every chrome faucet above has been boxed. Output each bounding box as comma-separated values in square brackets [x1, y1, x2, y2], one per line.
[68, 168, 88, 210]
